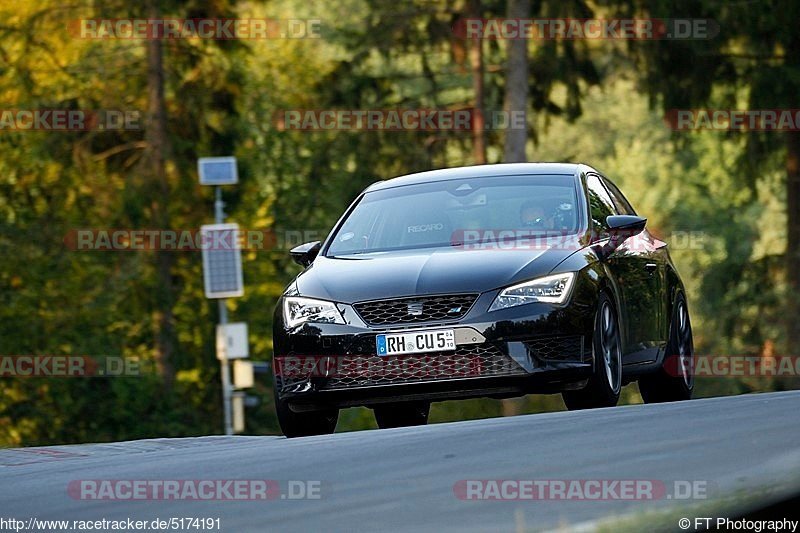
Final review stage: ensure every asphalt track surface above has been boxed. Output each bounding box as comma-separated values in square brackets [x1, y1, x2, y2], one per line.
[2, 391, 800, 532]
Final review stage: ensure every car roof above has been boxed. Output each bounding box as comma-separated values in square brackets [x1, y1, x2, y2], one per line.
[364, 163, 585, 192]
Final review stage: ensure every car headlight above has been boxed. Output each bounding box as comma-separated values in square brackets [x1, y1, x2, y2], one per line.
[283, 296, 345, 328]
[489, 272, 576, 311]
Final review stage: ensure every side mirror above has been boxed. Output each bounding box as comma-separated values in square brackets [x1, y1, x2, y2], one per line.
[289, 241, 321, 267]
[596, 215, 647, 259]
[607, 215, 647, 236]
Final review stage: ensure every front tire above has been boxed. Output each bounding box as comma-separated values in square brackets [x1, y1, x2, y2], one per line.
[638, 294, 694, 403]
[273, 384, 338, 438]
[562, 292, 622, 410]
[373, 402, 430, 428]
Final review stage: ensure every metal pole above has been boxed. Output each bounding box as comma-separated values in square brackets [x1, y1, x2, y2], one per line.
[216, 186, 233, 436]
[219, 300, 232, 436]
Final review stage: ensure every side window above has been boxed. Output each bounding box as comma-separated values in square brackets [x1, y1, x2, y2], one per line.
[586, 174, 616, 237]
[602, 176, 637, 215]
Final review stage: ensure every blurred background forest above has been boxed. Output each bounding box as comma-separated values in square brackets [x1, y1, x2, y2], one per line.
[1, 0, 798, 446]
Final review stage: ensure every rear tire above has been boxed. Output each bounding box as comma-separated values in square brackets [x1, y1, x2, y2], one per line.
[562, 292, 622, 410]
[373, 402, 430, 428]
[639, 294, 694, 403]
[273, 384, 338, 438]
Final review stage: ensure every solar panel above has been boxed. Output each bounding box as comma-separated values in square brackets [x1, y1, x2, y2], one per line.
[198, 156, 238, 185]
[201, 223, 244, 298]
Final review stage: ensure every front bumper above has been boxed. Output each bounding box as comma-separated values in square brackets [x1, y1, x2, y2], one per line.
[272, 291, 596, 410]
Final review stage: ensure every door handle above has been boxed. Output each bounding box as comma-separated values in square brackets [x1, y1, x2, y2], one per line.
[645, 263, 658, 273]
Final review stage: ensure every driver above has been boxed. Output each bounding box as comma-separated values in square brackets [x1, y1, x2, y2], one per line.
[519, 199, 553, 229]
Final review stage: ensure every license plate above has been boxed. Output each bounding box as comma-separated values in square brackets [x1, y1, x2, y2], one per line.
[376, 329, 456, 356]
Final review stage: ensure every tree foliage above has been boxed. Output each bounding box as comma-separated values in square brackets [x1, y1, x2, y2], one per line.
[0, 0, 794, 445]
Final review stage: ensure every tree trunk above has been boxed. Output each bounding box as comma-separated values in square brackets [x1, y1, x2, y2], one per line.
[499, 0, 529, 417]
[786, 131, 800, 357]
[144, 0, 175, 389]
[785, 34, 800, 361]
[468, 0, 486, 164]
[502, 0, 530, 163]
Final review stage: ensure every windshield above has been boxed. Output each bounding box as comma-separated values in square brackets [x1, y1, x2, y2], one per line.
[327, 175, 581, 255]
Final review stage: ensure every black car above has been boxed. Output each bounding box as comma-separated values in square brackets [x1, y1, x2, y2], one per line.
[272, 163, 694, 437]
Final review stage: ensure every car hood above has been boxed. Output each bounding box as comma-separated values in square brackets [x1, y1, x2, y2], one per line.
[293, 245, 581, 303]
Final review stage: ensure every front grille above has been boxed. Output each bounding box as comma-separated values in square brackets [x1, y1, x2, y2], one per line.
[354, 294, 478, 326]
[276, 343, 526, 391]
[524, 335, 586, 362]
